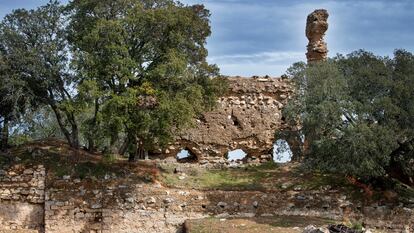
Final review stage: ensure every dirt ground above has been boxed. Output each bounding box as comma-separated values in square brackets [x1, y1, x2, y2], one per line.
[184, 216, 335, 233]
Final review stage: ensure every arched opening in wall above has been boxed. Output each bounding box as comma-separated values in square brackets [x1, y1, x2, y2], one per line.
[176, 149, 198, 163]
[226, 149, 247, 162]
[273, 139, 293, 163]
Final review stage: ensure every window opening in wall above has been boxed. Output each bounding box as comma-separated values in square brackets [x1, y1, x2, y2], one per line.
[273, 139, 292, 163]
[227, 149, 247, 161]
[176, 149, 197, 162]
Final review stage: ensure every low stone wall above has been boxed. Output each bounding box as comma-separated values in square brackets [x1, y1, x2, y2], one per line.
[44, 176, 208, 233]
[0, 165, 45, 232]
[0, 164, 413, 233]
[44, 176, 413, 233]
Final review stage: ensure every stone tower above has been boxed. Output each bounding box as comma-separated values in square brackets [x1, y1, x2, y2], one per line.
[306, 9, 329, 63]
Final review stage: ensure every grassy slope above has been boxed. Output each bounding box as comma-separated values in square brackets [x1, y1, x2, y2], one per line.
[159, 162, 362, 195]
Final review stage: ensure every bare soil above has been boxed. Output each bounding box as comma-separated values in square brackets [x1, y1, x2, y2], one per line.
[184, 216, 335, 233]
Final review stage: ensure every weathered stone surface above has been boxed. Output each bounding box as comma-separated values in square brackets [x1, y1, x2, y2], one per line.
[306, 9, 329, 63]
[303, 225, 328, 233]
[160, 76, 297, 165]
[0, 165, 45, 232]
[0, 163, 413, 233]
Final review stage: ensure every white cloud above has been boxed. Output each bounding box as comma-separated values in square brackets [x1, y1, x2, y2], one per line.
[209, 51, 304, 64]
[208, 51, 305, 76]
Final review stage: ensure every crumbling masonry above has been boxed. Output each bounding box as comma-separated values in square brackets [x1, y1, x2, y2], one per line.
[156, 9, 331, 165]
[306, 9, 329, 63]
[157, 77, 300, 164]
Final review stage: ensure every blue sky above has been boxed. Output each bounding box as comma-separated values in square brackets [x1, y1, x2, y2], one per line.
[1, 0, 414, 76]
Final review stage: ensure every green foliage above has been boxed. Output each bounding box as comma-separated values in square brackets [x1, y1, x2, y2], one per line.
[68, 0, 225, 154]
[0, 0, 81, 148]
[8, 107, 66, 146]
[0, 39, 34, 149]
[349, 221, 364, 231]
[0, 0, 226, 157]
[284, 50, 414, 182]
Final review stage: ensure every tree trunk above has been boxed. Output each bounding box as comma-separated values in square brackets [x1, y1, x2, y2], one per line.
[119, 136, 131, 156]
[109, 135, 119, 155]
[0, 121, 3, 151]
[128, 142, 137, 162]
[87, 99, 100, 152]
[88, 138, 95, 152]
[129, 138, 146, 162]
[136, 147, 146, 160]
[0, 118, 9, 151]
[50, 104, 79, 149]
[283, 130, 304, 161]
[70, 120, 79, 149]
[387, 139, 414, 186]
[50, 104, 73, 146]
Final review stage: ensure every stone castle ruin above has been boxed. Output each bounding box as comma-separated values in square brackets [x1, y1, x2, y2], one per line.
[155, 9, 330, 166]
[0, 9, 412, 233]
[0, 9, 349, 233]
[161, 77, 298, 165]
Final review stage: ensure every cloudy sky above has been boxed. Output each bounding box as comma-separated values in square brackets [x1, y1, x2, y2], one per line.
[1, 0, 413, 76]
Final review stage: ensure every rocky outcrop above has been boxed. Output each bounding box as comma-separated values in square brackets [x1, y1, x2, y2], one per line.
[306, 9, 329, 63]
[158, 76, 298, 165]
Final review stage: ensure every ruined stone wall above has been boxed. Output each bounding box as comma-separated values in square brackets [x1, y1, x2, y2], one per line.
[40, 174, 414, 233]
[44, 177, 207, 233]
[0, 165, 45, 231]
[0, 164, 413, 233]
[306, 9, 329, 63]
[161, 76, 298, 165]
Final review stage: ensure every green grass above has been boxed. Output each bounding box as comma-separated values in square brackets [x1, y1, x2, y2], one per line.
[4, 143, 122, 179]
[160, 162, 282, 191]
[74, 161, 109, 179]
[160, 162, 358, 193]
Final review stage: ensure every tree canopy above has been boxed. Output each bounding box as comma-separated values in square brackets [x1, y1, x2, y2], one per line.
[284, 50, 414, 184]
[0, 0, 226, 158]
[0, 1, 79, 148]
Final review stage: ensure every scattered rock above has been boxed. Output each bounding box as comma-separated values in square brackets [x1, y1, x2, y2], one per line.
[146, 197, 156, 204]
[328, 224, 362, 233]
[294, 185, 303, 191]
[320, 185, 332, 191]
[23, 169, 34, 174]
[91, 204, 102, 209]
[281, 183, 291, 189]
[296, 195, 307, 201]
[178, 191, 189, 196]
[217, 202, 227, 208]
[303, 225, 328, 233]
[163, 198, 174, 204]
[174, 167, 184, 174]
